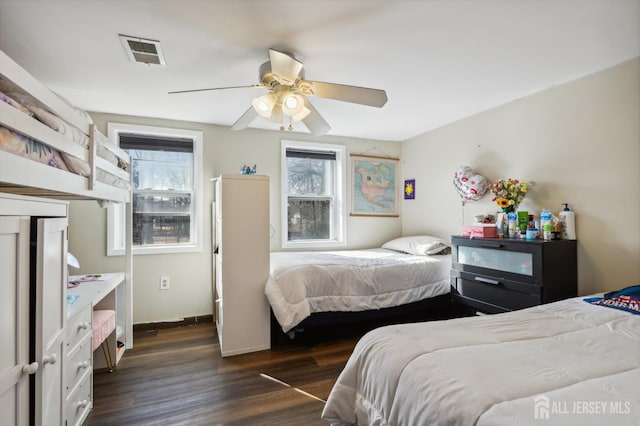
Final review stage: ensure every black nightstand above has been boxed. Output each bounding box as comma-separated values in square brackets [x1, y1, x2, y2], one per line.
[450, 236, 577, 314]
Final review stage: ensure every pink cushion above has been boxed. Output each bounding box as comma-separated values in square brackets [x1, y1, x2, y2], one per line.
[92, 310, 116, 351]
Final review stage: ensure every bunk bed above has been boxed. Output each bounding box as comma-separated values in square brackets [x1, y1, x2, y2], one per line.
[0, 48, 133, 425]
[0, 50, 130, 202]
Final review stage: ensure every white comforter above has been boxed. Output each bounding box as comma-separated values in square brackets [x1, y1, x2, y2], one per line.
[265, 249, 451, 333]
[322, 297, 640, 425]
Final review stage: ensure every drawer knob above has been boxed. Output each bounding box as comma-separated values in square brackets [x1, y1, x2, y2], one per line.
[22, 362, 39, 375]
[78, 322, 90, 330]
[42, 354, 57, 365]
[78, 360, 91, 370]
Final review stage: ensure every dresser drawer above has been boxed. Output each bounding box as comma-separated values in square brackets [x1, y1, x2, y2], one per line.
[66, 305, 92, 353]
[65, 333, 92, 396]
[453, 242, 540, 285]
[65, 372, 92, 426]
[452, 275, 541, 313]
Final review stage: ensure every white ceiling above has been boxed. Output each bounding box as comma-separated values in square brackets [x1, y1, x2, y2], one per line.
[0, 0, 638, 142]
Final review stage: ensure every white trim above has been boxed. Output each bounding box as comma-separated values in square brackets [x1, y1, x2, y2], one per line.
[106, 123, 203, 256]
[280, 140, 346, 249]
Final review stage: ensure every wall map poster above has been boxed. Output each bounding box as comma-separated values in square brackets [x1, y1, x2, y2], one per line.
[351, 154, 399, 217]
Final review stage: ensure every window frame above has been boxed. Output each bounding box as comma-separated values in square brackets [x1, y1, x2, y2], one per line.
[281, 140, 346, 249]
[107, 122, 203, 256]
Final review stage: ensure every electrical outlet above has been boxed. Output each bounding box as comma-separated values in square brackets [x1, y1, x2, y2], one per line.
[160, 276, 170, 290]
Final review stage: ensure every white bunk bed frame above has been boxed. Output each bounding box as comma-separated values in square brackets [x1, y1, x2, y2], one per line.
[0, 49, 133, 351]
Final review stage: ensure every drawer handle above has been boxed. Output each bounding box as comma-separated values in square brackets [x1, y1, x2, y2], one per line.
[77, 400, 89, 408]
[479, 243, 504, 249]
[22, 362, 39, 375]
[78, 322, 90, 330]
[78, 360, 91, 370]
[475, 276, 501, 285]
[42, 354, 57, 365]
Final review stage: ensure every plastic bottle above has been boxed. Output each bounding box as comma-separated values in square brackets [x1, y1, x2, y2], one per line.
[559, 203, 576, 240]
[540, 209, 552, 239]
[507, 212, 518, 238]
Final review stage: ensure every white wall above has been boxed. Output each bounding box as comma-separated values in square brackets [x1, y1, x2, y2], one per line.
[401, 58, 640, 295]
[68, 116, 401, 324]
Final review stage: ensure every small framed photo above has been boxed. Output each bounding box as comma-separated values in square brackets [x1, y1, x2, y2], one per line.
[404, 179, 415, 200]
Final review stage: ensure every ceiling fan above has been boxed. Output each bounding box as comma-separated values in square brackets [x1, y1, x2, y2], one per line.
[169, 49, 388, 136]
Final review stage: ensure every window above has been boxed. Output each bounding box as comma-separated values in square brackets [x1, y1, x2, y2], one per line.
[107, 123, 203, 255]
[281, 140, 346, 249]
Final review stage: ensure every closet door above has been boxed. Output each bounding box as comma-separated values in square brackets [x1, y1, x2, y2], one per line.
[34, 217, 67, 426]
[0, 217, 31, 426]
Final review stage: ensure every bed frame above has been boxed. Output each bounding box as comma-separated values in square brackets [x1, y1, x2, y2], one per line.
[0, 48, 133, 345]
[271, 294, 471, 345]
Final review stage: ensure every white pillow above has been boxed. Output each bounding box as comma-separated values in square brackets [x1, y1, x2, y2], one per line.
[381, 235, 449, 256]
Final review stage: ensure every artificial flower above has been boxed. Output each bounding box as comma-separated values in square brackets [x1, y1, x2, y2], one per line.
[490, 178, 529, 212]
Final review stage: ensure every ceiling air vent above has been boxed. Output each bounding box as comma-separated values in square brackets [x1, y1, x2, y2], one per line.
[119, 34, 166, 66]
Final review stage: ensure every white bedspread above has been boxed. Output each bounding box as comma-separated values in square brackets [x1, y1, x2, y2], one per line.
[265, 249, 451, 333]
[322, 297, 640, 425]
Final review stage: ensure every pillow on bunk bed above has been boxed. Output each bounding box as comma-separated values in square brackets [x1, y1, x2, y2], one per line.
[23, 104, 121, 177]
[26, 105, 92, 175]
[0, 90, 33, 115]
[382, 235, 450, 256]
[51, 90, 95, 126]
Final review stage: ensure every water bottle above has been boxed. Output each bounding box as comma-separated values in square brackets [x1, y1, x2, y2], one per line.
[540, 209, 552, 239]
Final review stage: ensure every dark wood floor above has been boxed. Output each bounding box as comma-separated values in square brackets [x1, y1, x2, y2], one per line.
[86, 322, 360, 425]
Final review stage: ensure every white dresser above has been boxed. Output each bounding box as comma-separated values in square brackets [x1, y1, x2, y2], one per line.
[213, 175, 270, 357]
[65, 273, 126, 425]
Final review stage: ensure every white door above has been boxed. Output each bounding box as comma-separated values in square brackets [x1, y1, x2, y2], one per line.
[0, 216, 32, 426]
[34, 217, 67, 426]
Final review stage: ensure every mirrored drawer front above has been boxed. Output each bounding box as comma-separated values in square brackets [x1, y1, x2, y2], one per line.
[458, 246, 533, 276]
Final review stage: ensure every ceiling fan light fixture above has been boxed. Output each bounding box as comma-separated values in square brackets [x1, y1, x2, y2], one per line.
[282, 93, 305, 116]
[268, 104, 284, 123]
[252, 93, 277, 118]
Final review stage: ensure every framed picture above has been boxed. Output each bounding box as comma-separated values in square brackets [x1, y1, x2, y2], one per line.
[350, 154, 399, 217]
[404, 179, 415, 200]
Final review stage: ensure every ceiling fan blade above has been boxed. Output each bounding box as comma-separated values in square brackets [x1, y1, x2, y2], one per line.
[168, 84, 263, 95]
[269, 49, 303, 85]
[297, 80, 387, 107]
[230, 106, 258, 131]
[301, 99, 331, 137]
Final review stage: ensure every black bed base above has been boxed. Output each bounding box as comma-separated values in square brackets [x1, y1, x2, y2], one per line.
[270, 294, 472, 346]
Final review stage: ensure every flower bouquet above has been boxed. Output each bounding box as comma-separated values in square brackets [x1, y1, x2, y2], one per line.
[490, 178, 529, 213]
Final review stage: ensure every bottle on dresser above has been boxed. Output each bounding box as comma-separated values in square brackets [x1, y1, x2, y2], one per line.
[559, 203, 576, 240]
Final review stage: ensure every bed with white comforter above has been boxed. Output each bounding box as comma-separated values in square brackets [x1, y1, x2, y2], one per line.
[266, 247, 451, 333]
[322, 296, 640, 425]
